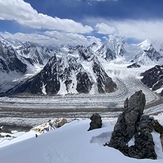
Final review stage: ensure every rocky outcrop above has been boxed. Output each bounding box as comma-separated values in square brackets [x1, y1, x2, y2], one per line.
[108, 90, 162, 159]
[88, 113, 102, 131]
[55, 118, 67, 128]
[109, 90, 146, 148]
[127, 116, 157, 159]
[153, 119, 163, 151]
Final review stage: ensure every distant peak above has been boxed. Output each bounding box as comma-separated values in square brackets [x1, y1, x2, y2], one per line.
[138, 39, 152, 50]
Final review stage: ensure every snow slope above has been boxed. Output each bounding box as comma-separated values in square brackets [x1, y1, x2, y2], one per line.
[0, 119, 162, 163]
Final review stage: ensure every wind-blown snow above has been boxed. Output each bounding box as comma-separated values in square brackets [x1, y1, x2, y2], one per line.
[0, 119, 162, 163]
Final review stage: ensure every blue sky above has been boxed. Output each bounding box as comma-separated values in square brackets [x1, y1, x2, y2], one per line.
[24, 0, 163, 20]
[0, 0, 163, 46]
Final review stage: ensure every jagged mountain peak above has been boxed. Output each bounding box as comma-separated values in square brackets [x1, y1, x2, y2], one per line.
[138, 39, 152, 51]
[97, 36, 126, 61]
[6, 49, 117, 96]
[131, 39, 163, 65]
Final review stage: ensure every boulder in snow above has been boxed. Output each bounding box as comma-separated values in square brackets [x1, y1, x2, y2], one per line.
[88, 113, 102, 131]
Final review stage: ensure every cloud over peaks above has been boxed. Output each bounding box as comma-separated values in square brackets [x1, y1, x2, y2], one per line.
[95, 19, 163, 41]
[0, 0, 93, 34]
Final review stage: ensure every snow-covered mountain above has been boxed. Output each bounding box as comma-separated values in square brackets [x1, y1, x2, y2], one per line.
[95, 37, 163, 66]
[16, 42, 54, 66]
[0, 36, 54, 71]
[1, 35, 163, 95]
[0, 36, 55, 94]
[141, 65, 163, 95]
[0, 43, 27, 74]
[131, 39, 163, 65]
[0, 38, 28, 94]
[7, 46, 117, 95]
[97, 36, 126, 61]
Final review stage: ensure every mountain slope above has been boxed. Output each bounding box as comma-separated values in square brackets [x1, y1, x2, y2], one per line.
[97, 36, 126, 61]
[0, 43, 27, 74]
[131, 39, 163, 65]
[1, 35, 163, 96]
[7, 46, 117, 95]
[0, 40, 28, 94]
[0, 119, 162, 163]
[0, 36, 56, 94]
[17, 43, 54, 66]
[141, 65, 163, 95]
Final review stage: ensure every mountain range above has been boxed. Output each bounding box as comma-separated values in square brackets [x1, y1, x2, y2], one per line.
[0, 35, 163, 96]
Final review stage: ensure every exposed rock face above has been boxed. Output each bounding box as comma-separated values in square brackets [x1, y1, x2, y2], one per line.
[7, 55, 60, 95]
[55, 118, 67, 128]
[152, 119, 163, 152]
[141, 65, 163, 95]
[127, 63, 141, 68]
[88, 113, 102, 131]
[109, 90, 146, 147]
[161, 90, 163, 96]
[127, 116, 157, 159]
[76, 71, 92, 93]
[93, 59, 117, 93]
[108, 90, 160, 159]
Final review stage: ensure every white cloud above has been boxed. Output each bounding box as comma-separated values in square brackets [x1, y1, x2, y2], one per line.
[45, 31, 101, 46]
[95, 20, 163, 41]
[0, 32, 55, 46]
[0, 31, 101, 46]
[0, 0, 93, 34]
[96, 23, 116, 34]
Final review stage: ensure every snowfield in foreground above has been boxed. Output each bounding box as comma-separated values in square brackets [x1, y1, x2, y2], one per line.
[0, 119, 163, 163]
